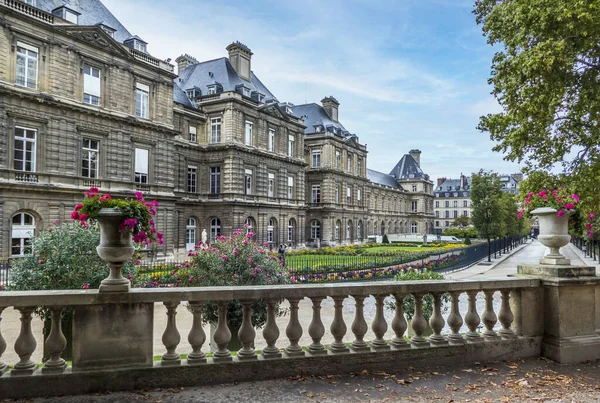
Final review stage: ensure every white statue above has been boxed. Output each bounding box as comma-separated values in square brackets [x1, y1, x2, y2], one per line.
[201, 229, 207, 244]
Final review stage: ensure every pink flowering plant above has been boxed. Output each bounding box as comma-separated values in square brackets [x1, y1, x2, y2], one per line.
[517, 189, 581, 219]
[71, 187, 163, 245]
[585, 212, 599, 240]
[183, 228, 290, 328]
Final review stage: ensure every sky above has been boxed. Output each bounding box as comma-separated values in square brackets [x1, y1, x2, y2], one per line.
[103, 0, 522, 182]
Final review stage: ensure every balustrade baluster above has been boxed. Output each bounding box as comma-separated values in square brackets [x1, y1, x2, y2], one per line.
[410, 293, 429, 348]
[371, 294, 390, 351]
[12, 306, 37, 375]
[390, 293, 409, 350]
[329, 295, 349, 354]
[482, 291, 499, 340]
[350, 295, 370, 352]
[161, 301, 181, 366]
[308, 297, 326, 355]
[213, 301, 232, 362]
[498, 291, 516, 339]
[261, 299, 281, 359]
[42, 306, 67, 373]
[237, 300, 257, 360]
[465, 291, 483, 343]
[187, 301, 207, 364]
[285, 297, 304, 357]
[429, 293, 447, 346]
[447, 291, 465, 345]
[0, 307, 7, 374]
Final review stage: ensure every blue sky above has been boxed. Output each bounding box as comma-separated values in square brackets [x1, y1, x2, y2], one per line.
[103, 0, 521, 182]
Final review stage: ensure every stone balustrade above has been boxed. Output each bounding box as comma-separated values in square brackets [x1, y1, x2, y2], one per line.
[0, 278, 550, 399]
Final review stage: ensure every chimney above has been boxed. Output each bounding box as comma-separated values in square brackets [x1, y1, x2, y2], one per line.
[409, 149, 421, 166]
[436, 177, 446, 187]
[321, 96, 340, 122]
[226, 41, 253, 81]
[175, 54, 198, 74]
[460, 173, 466, 189]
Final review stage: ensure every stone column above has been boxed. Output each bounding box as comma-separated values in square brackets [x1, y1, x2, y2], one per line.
[12, 307, 37, 375]
[518, 263, 600, 363]
[261, 299, 281, 359]
[0, 307, 8, 374]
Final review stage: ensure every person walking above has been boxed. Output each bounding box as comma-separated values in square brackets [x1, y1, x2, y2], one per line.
[278, 244, 286, 266]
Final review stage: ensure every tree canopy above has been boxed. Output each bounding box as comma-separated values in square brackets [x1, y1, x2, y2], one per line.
[471, 170, 504, 241]
[474, 0, 600, 202]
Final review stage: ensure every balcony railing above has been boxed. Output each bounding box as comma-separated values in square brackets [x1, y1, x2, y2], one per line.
[14, 172, 38, 183]
[2, 0, 55, 24]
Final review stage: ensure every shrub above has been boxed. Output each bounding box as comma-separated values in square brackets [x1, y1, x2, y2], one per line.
[464, 236, 472, 245]
[184, 229, 290, 329]
[382, 234, 390, 244]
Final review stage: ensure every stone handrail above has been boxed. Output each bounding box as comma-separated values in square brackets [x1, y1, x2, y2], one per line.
[127, 48, 174, 72]
[2, 0, 55, 24]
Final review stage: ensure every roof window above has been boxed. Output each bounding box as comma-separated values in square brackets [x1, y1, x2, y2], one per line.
[186, 87, 202, 100]
[52, 6, 80, 24]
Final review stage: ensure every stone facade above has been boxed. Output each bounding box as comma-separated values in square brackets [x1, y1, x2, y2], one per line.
[0, 1, 434, 260]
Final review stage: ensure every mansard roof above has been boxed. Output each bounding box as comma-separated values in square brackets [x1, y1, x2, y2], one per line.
[37, 0, 133, 44]
[174, 57, 278, 107]
[367, 169, 403, 190]
[434, 177, 472, 194]
[389, 154, 429, 180]
[290, 103, 347, 135]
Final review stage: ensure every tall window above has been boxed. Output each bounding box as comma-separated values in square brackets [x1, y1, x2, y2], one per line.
[83, 64, 101, 106]
[357, 221, 362, 240]
[11, 213, 35, 257]
[211, 117, 221, 143]
[311, 150, 321, 168]
[244, 217, 255, 233]
[335, 150, 340, 168]
[454, 200, 458, 208]
[186, 218, 197, 251]
[288, 135, 294, 157]
[357, 188, 361, 204]
[357, 159, 362, 175]
[311, 220, 321, 240]
[265, 173, 274, 198]
[268, 129, 275, 152]
[412, 185, 417, 192]
[210, 218, 221, 242]
[435, 211, 440, 218]
[244, 169, 253, 195]
[287, 176, 294, 199]
[210, 167, 221, 194]
[267, 218, 276, 243]
[445, 201, 450, 208]
[189, 126, 197, 143]
[335, 185, 339, 204]
[346, 187, 351, 205]
[346, 222, 351, 240]
[435, 201, 440, 208]
[312, 185, 321, 204]
[135, 83, 149, 119]
[81, 138, 99, 178]
[335, 221, 340, 241]
[453, 210, 458, 218]
[245, 121, 253, 146]
[287, 219, 294, 243]
[411, 201, 418, 212]
[411, 222, 418, 234]
[14, 127, 36, 172]
[464, 210, 469, 217]
[463, 200, 468, 207]
[347, 155, 352, 172]
[445, 211, 450, 218]
[187, 166, 197, 193]
[134, 148, 149, 184]
[16, 42, 38, 89]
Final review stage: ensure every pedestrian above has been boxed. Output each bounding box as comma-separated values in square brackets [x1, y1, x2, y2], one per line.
[278, 244, 286, 266]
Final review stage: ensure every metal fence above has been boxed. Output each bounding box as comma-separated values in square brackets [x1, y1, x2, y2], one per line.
[572, 237, 599, 262]
[0, 260, 9, 288]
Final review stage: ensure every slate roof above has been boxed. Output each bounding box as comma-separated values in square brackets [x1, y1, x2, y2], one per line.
[389, 154, 429, 180]
[434, 177, 472, 194]
[36, 0, 133, 44]
[367, 169, 403, 190]
[174, 57, 278, 107]
[290, 103, 348, 136]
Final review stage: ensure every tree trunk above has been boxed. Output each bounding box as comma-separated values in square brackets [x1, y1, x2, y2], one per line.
[487, 238, 491, 262]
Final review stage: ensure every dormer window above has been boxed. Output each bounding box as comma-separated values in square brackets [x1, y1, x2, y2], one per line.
[134, 40, 146, 52]
[21, 0, 36, 5]
[251, 91, 265, 103]
[186, 87, 202, 100]
[207, 87, 216, 95]
[99, 24, 116, 38]
[52, 6, 80, 24]
[285, 105, 293, 115]
[314, 125, 323, 133]
[243, 88, 251, 97]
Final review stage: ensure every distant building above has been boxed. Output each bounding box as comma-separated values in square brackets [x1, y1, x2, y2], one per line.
[433, 173, 521, 233]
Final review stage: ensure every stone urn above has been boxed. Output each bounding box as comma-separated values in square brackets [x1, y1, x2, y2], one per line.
[531, 207, 572, 265]
[96, 208, 135, 292]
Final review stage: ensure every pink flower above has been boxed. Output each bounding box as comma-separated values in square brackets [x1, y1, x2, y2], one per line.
[527, 192, 534, 197]
[538, 190, 548, 197]
[71, 211, 79, 220]
[135, 191, 144, 200]
[590, 212, 597, 220]
[572, 194, 580, 203]
[557, 210, 565, 217]
[564, 203, 575, 210]
[221, 255, 228, 261]
[82, 283, 90, 290]
[233, 249, 239, 256]
[78, 213, 88, 221]
[517, 210, 524, 219]
[75, 203, 84, 211]
[89, 187, 99, 193]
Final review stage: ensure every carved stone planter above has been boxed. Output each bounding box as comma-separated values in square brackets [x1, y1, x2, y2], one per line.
[531, 207, 572, 265]
[96, 208, 134, 292]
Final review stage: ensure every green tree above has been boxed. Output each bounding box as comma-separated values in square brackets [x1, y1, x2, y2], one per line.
[474, 0, 600, 214]
[453, 214, 470, 228]
[471, 170, 503, 261]
[499, 192, 520, 237]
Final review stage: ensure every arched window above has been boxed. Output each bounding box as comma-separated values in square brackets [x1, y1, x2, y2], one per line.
[210, 218, 221, 242]
[411, 222, 418, 234]
[357, 221, 362, 240]
[380, 221, 385, 236]
[244, 216, 255, 232]
[346, 220, 352, 240]
[186, 218, 197, 251]
[335, 220, 341, 241]
[267, 218, 276, 244]
[374, 222, 378, 235]
[11, 212, 35, 256]
[311, 220, 321, 240]
[287, 219, 295, 243]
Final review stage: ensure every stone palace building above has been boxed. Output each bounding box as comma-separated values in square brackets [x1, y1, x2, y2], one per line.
[0, 0, 434, 259]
